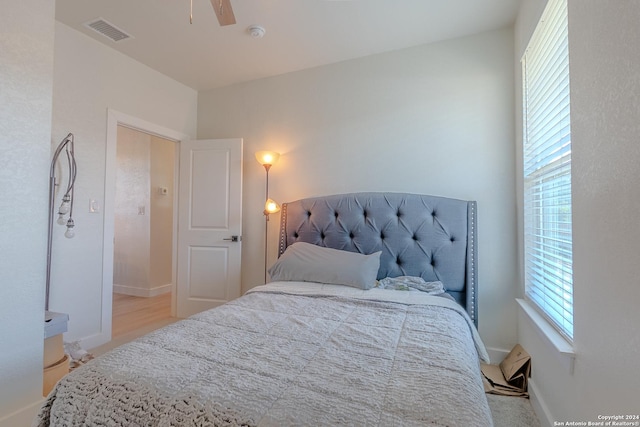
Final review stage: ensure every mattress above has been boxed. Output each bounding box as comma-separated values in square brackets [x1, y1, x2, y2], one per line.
[35, 282, 493, 426]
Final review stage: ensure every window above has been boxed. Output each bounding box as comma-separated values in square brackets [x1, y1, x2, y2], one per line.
[522, 0, 573, 340]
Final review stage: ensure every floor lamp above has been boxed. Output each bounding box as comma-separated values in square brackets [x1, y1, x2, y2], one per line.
[46, 133, 77, 311]
[255, 151, 280, 283]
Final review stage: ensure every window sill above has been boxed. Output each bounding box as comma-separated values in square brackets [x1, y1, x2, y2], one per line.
[516, 298, 576, 373]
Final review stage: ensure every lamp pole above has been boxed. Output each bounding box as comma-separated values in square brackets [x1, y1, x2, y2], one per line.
[263, 163, 272, 283]
[255, 151, 280, 284]
[46, 133, 77, 311]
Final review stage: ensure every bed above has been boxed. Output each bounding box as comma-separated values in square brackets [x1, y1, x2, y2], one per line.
[35, 192, 492, 426]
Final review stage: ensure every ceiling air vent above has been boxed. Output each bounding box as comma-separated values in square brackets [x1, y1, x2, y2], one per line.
[83, 18, 133, 43]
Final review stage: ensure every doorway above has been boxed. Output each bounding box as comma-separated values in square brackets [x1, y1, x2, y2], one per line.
[100, 110, 242, 349]
[99, 109, 190, 349]
[112, 125, 176, 338]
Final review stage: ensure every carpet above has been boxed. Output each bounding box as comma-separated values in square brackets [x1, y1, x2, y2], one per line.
[487, 394, 541, 427]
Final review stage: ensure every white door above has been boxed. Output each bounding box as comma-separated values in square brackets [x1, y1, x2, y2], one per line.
[176, 138, 243, 318]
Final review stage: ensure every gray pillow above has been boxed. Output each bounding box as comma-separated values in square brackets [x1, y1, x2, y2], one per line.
[268, 242, 381, 290]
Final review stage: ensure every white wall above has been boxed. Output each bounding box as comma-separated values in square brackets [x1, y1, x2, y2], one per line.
[0, 0, 53, 423]
[198, 28, 518, 353]
[515, 0, 640, 424]
[114, 126, 152, 294]
[50, 22, 197, 347]
[149, 136, 175, 292]
[114, 126, 175, 296]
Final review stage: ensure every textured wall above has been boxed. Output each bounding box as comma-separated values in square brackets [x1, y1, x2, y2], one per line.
[568, 0, 640, 418]
[114, 126, 152, 292]
[114, 127, 175, 296]
[0, 0, 54, 421]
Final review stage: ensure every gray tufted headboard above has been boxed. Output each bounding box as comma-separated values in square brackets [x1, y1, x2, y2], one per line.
[277, 192, 478, 326]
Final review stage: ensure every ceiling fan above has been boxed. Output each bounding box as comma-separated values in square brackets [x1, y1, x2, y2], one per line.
[210, 0, 236, 26]
[190, 0, 236, 26]
[196, 0, 349, 27]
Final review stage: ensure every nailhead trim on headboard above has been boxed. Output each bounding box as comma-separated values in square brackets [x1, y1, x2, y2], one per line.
[466, 201, 478, 326]
[278, 202, 288, 257]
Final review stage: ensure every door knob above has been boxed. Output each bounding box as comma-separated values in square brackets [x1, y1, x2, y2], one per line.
[223, 235, 241, 242]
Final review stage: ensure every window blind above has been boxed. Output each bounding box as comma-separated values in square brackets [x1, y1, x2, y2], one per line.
[522, 0, 573, 340]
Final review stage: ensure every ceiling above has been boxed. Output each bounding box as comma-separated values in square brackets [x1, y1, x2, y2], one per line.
[56, 0, 522, 91]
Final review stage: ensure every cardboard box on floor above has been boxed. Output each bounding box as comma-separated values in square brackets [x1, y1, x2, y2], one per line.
[481, 344, 531, 397]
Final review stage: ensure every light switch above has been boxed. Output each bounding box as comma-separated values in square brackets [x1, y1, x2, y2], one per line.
[138, 206, 145, 215]
[89, 199, 100, 213]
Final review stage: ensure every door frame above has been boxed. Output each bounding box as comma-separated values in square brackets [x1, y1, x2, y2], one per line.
[102, 109, 189, 344]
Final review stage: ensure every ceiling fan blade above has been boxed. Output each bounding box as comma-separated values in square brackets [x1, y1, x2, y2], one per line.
[210, 0, 236, 26]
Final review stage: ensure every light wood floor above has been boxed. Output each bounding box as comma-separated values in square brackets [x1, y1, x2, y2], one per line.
[112, 292, 174, 338]
[90, 292, 179, 357]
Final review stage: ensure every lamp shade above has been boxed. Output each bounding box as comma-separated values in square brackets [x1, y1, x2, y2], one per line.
[255, 151, 280, 166]
[264, 198, 281, 214]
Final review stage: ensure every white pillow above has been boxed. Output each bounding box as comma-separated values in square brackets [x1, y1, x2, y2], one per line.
[268, 242, 381, 290]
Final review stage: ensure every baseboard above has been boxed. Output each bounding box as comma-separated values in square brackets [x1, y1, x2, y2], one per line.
[529, 378, 553, 427]
[113, 283, 172, 297]
[77, 330, 111, 351]
[486, 346, 510, 364]
[0, 398, 44, 427]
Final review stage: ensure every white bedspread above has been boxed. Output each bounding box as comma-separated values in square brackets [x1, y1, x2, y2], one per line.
[35, 283, 493, 426]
